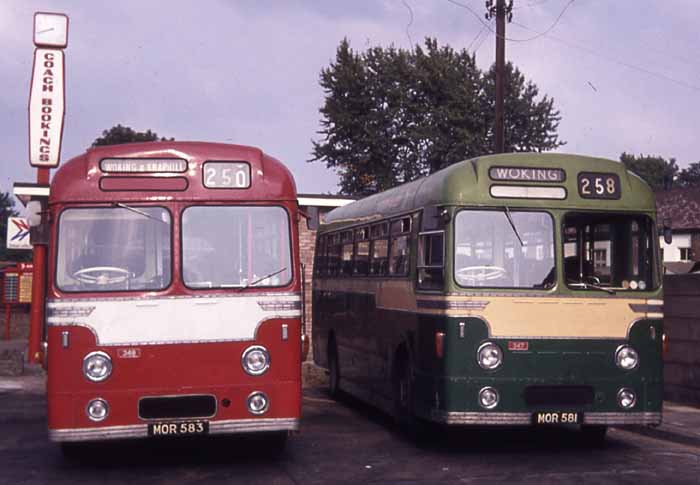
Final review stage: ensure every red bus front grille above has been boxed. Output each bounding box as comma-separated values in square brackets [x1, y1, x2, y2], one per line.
[138, 395, 217, 419]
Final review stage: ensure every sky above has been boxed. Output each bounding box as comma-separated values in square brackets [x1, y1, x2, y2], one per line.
[2, 0, 700, 200]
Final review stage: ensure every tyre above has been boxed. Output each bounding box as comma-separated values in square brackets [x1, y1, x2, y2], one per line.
[60, 442, 86, 462]
[327, 337, 341, 399]
[267, 431, 288, 456]
[392, 351, 431, 442]
[581, 425, 608, 445]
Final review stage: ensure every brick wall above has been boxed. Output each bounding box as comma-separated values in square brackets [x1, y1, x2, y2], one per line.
[298, 213, 317, 342]
[663, 273, 700, 404]
[0, 306, 30, 341]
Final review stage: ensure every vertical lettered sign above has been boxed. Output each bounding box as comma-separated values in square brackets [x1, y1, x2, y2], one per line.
[28, 48, 65, 167]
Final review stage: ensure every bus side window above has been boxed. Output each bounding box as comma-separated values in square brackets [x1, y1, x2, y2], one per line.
[370, 223, 389, 276]
[327, 234, 342, 276]
[341, 230, 354, 277]
[389, 218, 411, 276]
[417, 231, 444, 290]
[354, 227, 370, 276]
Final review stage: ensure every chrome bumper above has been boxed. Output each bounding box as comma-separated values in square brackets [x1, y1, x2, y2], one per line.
[430, 411, 662, 426]
[49, 417, 300, 442]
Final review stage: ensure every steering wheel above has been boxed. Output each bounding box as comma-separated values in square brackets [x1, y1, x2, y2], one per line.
[456, 265, 507, 282]
[73, 266, 131, 285]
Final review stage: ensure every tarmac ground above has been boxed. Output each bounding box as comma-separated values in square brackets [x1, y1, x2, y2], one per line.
[1, 367, 699, 484]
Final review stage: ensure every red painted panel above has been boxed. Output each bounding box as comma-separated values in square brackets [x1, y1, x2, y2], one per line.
[47, 317, 302, 430]
[99, 176, 189, 192]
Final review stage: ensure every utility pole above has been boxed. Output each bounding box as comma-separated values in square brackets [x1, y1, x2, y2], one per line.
[486, 0, 513, 154]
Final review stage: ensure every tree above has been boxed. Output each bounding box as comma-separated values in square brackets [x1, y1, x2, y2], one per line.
[311, 38, 565, 195]
[92, 124, 173, 147]
[678, 162, 700, 188]
[0, 191, 31, 262]
[482, 62, 563, 154]
[619, 153, 678, 191]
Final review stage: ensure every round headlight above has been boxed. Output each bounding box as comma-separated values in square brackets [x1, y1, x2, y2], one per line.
[83, 351, 112, 382]
[86, 398, 109, 422]
[477, 342, 503, 370]
[617, 388, 637, 409]
[478, 387, 499, 409]
[242, 346, 270, 376]
[247, 391, 269, 415]
[615, 345, 639, 370]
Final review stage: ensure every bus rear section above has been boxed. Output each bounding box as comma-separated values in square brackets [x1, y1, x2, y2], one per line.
[44, 142, 302, 449]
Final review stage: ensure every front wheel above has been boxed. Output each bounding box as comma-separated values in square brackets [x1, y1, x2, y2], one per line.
[581, 425, 608, 445]
[266, 431, 288, 455]
[392, 353, 431, 442]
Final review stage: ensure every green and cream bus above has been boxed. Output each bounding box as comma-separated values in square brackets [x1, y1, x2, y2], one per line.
[312, 153, 665, 440]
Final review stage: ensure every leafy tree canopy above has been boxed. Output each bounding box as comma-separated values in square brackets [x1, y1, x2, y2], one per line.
[620, 153, 678, 191]
[311, 38, 564, 196]
[677, 161, 700, 188]
[92, 124, 173, 147]
[0, 191, 31, 262]
[620, 153, 700, 191]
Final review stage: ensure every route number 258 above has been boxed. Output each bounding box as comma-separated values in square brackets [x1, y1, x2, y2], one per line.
[577, 172, 621, 199]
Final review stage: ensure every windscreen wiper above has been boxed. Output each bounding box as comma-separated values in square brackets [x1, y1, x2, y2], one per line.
[114, 203, 165, 224]
[236, 267, 287, 291]
[503, 206, 524, 247]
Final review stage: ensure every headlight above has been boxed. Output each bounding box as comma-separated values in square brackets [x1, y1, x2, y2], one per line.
[247, 391, 269, 415]
[617, 388, 637, 409]
[477, 342, 503, 370]
[241, 346, 270, 376]
[478, 387, 499, 409]
[615, 345, 639, 370]
[83, 351, 112, 382]
[86, 398, 109, 421]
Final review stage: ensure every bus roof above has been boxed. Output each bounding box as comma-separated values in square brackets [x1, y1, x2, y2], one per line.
[324, 153, 656, 227]
[49, 141, 297, 204]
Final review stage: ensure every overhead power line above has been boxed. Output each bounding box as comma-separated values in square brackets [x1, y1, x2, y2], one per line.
[445, 0, 576, 43]
[511, 20, 700, 92]
[401, 0, 415, 47]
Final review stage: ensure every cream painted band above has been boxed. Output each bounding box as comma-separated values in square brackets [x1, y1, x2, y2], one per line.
[47, 293, 301, 346]
[430, 410, 661, 426]
[315, 278, 661, 339]
[49, 417, 300, 442]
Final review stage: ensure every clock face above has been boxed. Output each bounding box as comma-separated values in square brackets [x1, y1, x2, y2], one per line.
[34, 12, 68, 48]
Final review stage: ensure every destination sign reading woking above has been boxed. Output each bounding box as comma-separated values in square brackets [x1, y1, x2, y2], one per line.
[489, 166, 566, 183]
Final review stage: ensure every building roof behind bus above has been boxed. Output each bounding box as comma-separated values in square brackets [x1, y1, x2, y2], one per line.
[49, 141, 297, 204]
[323, 153, 656, 228]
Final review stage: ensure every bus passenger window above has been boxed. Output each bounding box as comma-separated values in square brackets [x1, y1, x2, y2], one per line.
[353, 227, 370, 276]
[417, 232, 444, 290]
[389, 218, 411, 276]
[370, 239, 388, 275]
[327, 234, 341, 276]
[390, 235, 410, 276]
[369, 223, 389, 276]
[341, 243, 354, 276]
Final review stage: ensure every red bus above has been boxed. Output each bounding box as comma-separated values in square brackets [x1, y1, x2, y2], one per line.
[44, 141, 303, 452]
